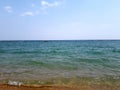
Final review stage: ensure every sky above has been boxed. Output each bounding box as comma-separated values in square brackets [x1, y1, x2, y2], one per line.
[0, 0, 120, 40]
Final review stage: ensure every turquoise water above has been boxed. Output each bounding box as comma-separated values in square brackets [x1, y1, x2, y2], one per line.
[0, 40, 120, 85]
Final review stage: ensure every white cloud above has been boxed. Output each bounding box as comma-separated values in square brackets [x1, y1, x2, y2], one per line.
[4, 6, 13, 13]
[41, 0, 59, 8]
[20, 1, 62, 16]
[40, 0, 61, 14]
[21, 12, 34, 16]
[21, 11, 40, 16]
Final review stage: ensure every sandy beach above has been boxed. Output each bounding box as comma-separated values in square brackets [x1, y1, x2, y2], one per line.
[0, 84, 120, 90]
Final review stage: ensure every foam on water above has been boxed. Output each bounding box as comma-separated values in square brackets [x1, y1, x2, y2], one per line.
[8, 81, 22, 86]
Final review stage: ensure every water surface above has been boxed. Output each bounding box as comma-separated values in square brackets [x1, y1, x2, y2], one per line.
[0, 40, 120, 85]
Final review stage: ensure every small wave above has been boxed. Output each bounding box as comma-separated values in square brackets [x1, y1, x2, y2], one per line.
[86, 50, 104, 55]
[112, 49, 120, 53]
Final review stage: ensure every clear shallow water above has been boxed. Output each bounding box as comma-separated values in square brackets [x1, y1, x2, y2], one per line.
[0, 40, 120, 85]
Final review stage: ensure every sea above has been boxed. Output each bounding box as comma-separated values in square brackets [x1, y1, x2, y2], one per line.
[0, 40, 120, 86]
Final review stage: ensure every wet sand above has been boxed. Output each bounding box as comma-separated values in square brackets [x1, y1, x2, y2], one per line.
[0, 84, 120, 90]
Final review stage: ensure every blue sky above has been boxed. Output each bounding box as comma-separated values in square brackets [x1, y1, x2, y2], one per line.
[0, 0, 120, 40]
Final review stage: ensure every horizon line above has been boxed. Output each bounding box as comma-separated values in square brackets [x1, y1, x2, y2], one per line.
[0, 39, 120, 41]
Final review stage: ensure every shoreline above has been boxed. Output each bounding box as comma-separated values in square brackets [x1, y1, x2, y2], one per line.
[0, 84, 120, 90]
[0, 76, 120, 90]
